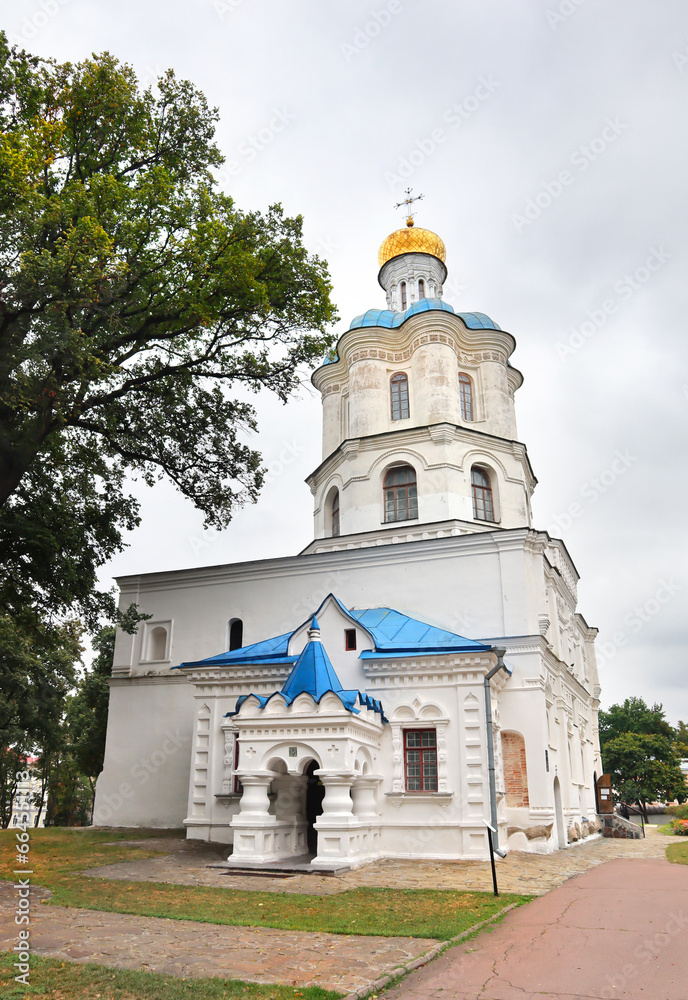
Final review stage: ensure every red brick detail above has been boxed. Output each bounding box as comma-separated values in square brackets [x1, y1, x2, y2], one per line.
[502, 731, 530, 808]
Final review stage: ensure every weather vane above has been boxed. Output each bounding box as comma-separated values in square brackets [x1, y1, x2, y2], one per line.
[394, 187, 424, 226]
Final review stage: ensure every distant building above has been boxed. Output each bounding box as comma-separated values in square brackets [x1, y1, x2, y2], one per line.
[10, 757, 45, 828]
[95, 216, 603, 865]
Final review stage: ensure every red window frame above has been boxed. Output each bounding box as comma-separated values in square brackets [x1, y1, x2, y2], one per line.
[471, 467, 494, 521]
[459, 373, 473, 422]
[403, 729, 438, 792]
[344, 628, 357, 651]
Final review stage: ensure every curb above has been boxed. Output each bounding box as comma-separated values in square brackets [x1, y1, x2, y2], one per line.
[340, 902, 520, 1000]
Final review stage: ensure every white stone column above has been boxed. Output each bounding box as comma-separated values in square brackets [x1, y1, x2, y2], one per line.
[235, 773, 274, 819]
[351, 776, 381, 821]
[318, 772, 355, 822]
[229, 772, 279, 863]
[311, 770, 356, 868]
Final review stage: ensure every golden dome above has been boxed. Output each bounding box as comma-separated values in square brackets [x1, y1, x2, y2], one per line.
[378, 222, 446, 269]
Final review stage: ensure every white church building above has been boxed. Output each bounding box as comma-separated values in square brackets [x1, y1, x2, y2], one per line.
[94, 215, 604, 866]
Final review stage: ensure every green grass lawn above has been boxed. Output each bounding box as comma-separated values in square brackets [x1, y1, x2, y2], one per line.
[0, 952, 342, 1000]
[666, 840, 688, 864]
[0, 828, 528, 939]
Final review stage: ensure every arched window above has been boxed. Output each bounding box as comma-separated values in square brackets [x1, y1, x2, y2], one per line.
[150, 626, 167, 661]
[390, 372, 409, 420]
[418, 278, 426, 299]
[459, 373, 473, 421]
[471, 466, 494, 521]
[384, 465, 418, 523]
[228, 618, 243, 651]
[331, 490, 340, 537]
[400, 280, 407, 310]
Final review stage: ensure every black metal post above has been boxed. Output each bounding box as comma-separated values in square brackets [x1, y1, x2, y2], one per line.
[486, 824, 499, 896]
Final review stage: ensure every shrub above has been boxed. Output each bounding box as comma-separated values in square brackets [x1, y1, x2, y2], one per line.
[667, 803, 688, 819]
[669, 818, 688, 836]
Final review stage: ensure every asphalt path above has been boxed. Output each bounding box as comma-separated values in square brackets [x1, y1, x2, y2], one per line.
[384, 857, 688, 1000]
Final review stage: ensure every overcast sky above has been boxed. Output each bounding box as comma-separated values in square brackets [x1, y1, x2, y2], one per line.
[8, 0, 688, 723]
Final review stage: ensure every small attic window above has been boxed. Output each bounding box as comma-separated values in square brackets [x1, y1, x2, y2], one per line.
[344, 629, 357, 651]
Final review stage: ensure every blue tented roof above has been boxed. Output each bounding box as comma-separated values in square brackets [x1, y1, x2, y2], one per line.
[281, 638, 344, 703]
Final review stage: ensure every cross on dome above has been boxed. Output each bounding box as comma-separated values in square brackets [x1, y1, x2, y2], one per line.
[394, 186, 424, 226]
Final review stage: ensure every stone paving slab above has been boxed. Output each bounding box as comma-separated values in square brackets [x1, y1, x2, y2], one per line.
[0, 882, 435, 994]
[85, 827, 668, 897]
[381, 856, 688, 1000]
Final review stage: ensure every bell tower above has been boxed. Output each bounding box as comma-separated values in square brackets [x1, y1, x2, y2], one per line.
[304, 216, 536, 552]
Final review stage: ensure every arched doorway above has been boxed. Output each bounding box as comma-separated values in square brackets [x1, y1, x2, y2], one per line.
[305, 761, 324, 855]
[553, 776, 566, 849]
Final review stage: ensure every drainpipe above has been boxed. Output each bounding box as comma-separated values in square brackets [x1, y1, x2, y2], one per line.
[484, 648, 510, 851]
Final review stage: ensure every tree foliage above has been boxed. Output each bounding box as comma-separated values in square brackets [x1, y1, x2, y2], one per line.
[599, 697, 687, 819]
[0, 38, 336, 789]
[66, 625, 116, 786]
[602, 732, 686, 819]
[0, 36, 337, 627]
[598, 696, 675, 747]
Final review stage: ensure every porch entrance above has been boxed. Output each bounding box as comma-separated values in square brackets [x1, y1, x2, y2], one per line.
[305, 760, 324, 854]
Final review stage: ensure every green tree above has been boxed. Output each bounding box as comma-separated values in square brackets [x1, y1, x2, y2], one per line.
[602, 732, 687, 821]
[598, 697, 675, 748]
[0, 37, 337, 631]
[0, 38, 336, 767]
[0, 745, 27, 828]
[675, 720, 688, 758]
[65, 624, 118, 818]
[0, 612, 83, 785]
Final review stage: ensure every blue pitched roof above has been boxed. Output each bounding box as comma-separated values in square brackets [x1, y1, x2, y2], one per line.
[175, 596, 489, 671]
[347, 606, 490, 655]
[174, 631, 294, 669]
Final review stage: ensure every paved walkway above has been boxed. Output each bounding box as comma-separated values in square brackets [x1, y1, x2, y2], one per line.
[384, 856, 688, 1000]
[0, 831, 676, 996]
[86, 829, 667, 896]
[0, 882, 433, 995]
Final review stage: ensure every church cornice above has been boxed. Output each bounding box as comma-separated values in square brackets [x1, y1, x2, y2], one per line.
[313, 311, 521, 392]
[116, 526, 546, 595]
[306, 422, 537, 491]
